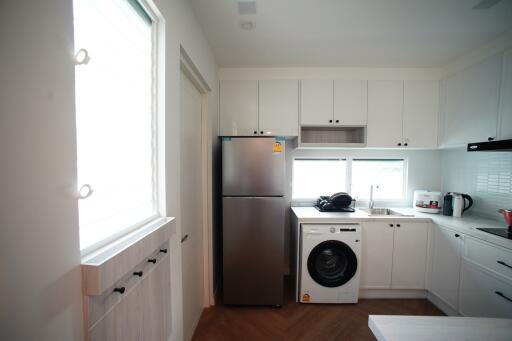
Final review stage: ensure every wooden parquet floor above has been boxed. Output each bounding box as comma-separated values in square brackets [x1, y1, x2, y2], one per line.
[192, 289, 444, 341]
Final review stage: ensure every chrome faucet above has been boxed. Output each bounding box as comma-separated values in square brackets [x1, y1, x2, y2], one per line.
[369, 185, 375, 209]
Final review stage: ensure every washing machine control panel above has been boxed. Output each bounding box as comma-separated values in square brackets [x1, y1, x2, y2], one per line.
[303, 224, 361, 235]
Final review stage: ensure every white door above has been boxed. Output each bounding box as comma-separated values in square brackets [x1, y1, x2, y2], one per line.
[259, 80, 299, 136]
[391, 223, 428, 289]
[300, 80, 333, 126]
[219, 80, 258, 136]
[180, 72, 204, 341]
[440, 54, 501, 146]
[360, 222, 394, 289]
[430, 225, 464, 311]
[403, 80, 439, 147]
[367, 80, 404, 147]
[499, 49, 512, 140]
[334, 80, 367, 126]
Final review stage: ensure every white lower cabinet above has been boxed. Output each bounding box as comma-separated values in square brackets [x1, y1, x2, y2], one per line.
[361, 222, 394, 288]
[89, 283, 144, 341]
[430, 225, 464, 311]
[361, 222, 428, 289]
[391, 223, 429, 289]
[458, 261, 512, 318]
[88, 254, 171, 341]
[142, 255, 172, 341]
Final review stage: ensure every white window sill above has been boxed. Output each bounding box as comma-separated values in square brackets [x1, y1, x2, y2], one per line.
[81, 217, 176, 295]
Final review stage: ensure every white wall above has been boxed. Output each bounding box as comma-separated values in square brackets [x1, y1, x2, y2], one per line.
[153, 0, 218, 340]
[0, 1, 83, 340]
[0, 0, 218, 340]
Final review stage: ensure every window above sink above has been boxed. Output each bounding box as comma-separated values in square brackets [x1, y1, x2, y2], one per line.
[292, 158, 407, 202]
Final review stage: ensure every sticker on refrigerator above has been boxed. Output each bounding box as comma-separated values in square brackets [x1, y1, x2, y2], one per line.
[273, 141, 283, 153]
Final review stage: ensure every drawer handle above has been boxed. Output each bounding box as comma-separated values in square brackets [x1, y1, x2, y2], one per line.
[113, 287, 125, 294]
[148, 258, 157, 264]
[181, 234, 189, 243]
[495, 291, 512, 303]
[160, 248, 168, 254]
[497, 260, 512, 269]
[454, 234, 460, 238]
[133, 271, 143, 277]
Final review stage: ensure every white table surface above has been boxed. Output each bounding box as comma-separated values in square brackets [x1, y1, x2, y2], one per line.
[368, 315, 512, 341]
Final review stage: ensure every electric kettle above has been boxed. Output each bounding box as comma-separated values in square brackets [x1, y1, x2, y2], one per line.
[452, 193, 473, 217]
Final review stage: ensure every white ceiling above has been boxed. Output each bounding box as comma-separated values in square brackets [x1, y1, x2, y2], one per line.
[190, 0, 512, 67]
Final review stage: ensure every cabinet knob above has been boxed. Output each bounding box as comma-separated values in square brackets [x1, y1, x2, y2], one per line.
[253, 130, 257, 135]
[160, 248, 168, 254]
[148, 258, 157, 264]
[396, 224, 401, 227]
[335, 120, 339, 123]
[113, 287, 126, 294]
[488, 137, 495, 141]
[397, 142, 402, 146]
[454, 233, 460, 238]
[404, 143, 408, 146]
[133, 271, 143, 277]
[329, 120, 333, 123]
[260, 131, 264, 134]
[389, 223, 394, 227]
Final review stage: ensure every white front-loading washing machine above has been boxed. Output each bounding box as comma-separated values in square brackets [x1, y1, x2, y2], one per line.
[299, 224, 361, 303]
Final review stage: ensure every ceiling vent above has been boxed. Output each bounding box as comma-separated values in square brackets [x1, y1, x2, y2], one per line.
[472, 0, 503, 9]
[237, 1, 257, 15]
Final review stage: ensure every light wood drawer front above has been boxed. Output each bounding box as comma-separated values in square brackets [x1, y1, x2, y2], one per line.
[459, 261, 512, 318]
[87, 244, 168, 328]
[465, 237, 512, 281]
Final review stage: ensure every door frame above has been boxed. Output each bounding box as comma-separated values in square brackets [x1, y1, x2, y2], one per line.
[180, 47, 214, 307]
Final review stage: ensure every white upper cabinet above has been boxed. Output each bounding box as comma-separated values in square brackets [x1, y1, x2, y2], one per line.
[367, 80, 404, 147]
[219, 80, 259, 136]
[259, 80, 299, 136]
[334, 80, 368, 126]
[391, 222, 429, 289]
[440, 54, 502, 146]
[499, 49, 512, 140]
[403, 81, 439, 147]
[300, 80, 333, 126]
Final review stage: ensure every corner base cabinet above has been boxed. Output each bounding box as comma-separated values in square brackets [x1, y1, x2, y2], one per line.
[429, 225, 464, 311]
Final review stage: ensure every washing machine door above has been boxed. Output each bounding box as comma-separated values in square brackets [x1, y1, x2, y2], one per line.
[307, 240, 357, 288]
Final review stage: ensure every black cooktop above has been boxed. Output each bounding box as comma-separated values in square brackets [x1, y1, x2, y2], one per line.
[477, 227, 512, 240]
[314, 205, 355, 213]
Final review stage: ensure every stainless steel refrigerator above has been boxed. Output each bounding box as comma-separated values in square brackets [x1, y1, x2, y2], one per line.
[222, 137, 285, 306]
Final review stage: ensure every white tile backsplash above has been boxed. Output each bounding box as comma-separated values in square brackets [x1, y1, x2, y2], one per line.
[441, 147, 512, 221]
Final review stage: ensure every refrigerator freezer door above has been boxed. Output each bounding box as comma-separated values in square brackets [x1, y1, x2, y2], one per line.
[222, 196, 285, 305]
[222, 138, 285, 196]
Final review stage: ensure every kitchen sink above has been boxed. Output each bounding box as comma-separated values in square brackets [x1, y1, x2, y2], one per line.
[358, 208, 413, 216]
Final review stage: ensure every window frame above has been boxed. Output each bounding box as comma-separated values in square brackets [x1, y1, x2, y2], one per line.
[350, 157, 408, 202]
[75, 0, 166, 256]
[291, 157, 349, 203]
[291, 156, 408, 204]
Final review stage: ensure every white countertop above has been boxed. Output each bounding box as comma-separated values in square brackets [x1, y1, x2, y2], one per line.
[291, 206, 512, 250]
[368, 315, 512, 341]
